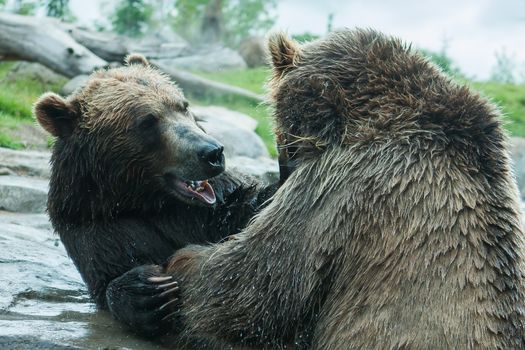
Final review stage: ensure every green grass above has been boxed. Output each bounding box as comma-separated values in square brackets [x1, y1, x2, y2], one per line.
[470, 81, 525, 137]
[0, 61, 66, 149]
[0, 110, 26, 150]
[193, 67, 270, 95]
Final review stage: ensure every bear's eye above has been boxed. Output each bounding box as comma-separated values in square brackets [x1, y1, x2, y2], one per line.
[181, 100, 189, 112]
[137, 114, 158, 129]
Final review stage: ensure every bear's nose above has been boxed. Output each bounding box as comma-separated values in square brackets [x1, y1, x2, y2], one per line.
[199, 144, 225, 174]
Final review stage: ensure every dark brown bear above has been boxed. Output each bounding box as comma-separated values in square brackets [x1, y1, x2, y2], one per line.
[33, 54, 280, 337]
[143, 30, 525, 348]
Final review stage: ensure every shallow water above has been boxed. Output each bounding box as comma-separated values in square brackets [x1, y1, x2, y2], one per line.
[0, 211, 168, 350]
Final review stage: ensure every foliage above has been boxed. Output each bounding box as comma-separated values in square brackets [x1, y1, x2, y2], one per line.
[110, 0, 153, 37]
[222, 0, 276, 47]
[472, 81, 525, 136]
[172, 0, 277, 47]
[490, 49, 517, 84]
[0, 62, 65, 149]
[11, 0, 40, 15]
[170, 0, 208, 40]
[292, 32, 320, 43]
[419, 48, 463, 77]
[46, 0, 75, 21]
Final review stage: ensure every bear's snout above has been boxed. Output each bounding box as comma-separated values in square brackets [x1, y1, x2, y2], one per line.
[198, 143, 225, 177]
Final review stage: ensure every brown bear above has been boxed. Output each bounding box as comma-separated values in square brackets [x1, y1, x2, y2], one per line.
[33, 54, 283, 337]
[136, 29, 525, 348]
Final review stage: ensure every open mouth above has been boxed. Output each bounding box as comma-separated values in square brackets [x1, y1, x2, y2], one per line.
[169, 177, 216, 205]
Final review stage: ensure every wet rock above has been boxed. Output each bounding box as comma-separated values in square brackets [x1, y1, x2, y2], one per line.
[0, 336, 83, 350]
[228, 156, 279, 184]
[61, 75, 89, 96]
[0, 211, 170, 350]
[0, 176, 48, 213]
[0, 147, 50, 178]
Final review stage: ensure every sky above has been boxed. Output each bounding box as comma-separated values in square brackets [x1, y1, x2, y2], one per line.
[69, 0, 525, 81]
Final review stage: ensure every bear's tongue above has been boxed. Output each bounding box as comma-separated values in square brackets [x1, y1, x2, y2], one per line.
[181, 179, 216, 205]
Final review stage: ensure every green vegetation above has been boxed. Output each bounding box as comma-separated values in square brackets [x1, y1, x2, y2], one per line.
[173, 0, 277, 47]
[472, 81, 525, 136]
[419, 48, 463, 78]
[194, 67, 269, 95]
[0, 62, 65, 149]
[110, 0, 153, 37]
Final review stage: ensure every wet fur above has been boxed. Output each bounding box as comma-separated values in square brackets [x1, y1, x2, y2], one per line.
[164, 29, 525, 349]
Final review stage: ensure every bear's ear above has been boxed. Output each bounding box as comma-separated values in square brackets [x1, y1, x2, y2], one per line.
[34, 93, 78, 138]
[125, 54, 150, 67]
[268, 32, 301, 77]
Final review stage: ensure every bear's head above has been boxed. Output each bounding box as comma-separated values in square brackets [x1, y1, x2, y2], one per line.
[268, 31, 348, 162]
[267, 29, 453, 164]
[34, 54, 224, 211]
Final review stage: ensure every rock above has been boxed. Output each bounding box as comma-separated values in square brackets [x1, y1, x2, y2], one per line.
[156, 46, 247, 72]
[6, 124, 50, 150]
[7, 62, 67, 86]
[0, 167, 15, 176]
[509, 137, 525, 200]
[0, 211, 166, 350]
[239, 36, 267, 68]
[0, 176, 48, 213]
[156, 62, 264, 103]
[127, 25, 191, 60]
[0, 147, 51, 178]
[199, 119, 268, 159]
[192, 105, 258, 131]
[61, 75, 89, 96]
[0, 336, 83, 350]
[228, 156, 279, 184]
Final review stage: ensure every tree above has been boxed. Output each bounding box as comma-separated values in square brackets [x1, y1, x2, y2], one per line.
[172, 0, 277, 47]
[110, 0, 153, 37]
[491, 49, 516, 84]
[46, 0, 70, 18]
[11, 0, 40, 15]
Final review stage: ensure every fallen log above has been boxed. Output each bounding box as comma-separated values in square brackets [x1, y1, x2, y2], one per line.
[0, 12, 106, 77]
[153, 60, 265, 104]
[59, 22, 128, 62]
[59, 22, 191, 63]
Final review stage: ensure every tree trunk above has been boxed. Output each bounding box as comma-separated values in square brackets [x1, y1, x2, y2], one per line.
[59, 22, 129, 62]
[0, 12, 106, 77]
[200, 0, 223, 44]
